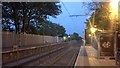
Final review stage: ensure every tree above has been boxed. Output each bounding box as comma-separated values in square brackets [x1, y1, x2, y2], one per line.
[84, 2, 112, 30]
[37, 20, 66, 37]
[70, 32, 83, 42]
[2, 2, 62, 34]
[2, 2, 22, 33]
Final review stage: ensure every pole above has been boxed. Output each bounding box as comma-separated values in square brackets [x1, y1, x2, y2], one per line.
[114, 15, 118, 62]
[0, 32, 1, 67]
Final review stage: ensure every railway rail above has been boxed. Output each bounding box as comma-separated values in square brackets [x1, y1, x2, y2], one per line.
[19, 42, 80, 67]
[2, 42, 68, 65]
[2, 41, 81, 68]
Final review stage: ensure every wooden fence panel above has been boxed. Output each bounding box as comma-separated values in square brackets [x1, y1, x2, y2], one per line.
[2, 32, 63, 48]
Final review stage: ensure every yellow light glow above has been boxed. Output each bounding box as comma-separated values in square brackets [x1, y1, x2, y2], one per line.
[68, 36, 70, 38]
[110, 1, 118, 10]
[88, 34, 91, 37]
[63, 36, 67, 40]
[90, 28, 97, 33]
[110, 0, 118, 16]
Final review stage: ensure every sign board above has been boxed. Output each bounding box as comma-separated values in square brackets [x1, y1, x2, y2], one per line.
[99, 33, 114, 56]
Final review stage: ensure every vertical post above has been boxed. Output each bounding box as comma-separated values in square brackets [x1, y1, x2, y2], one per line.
[114, 22, 117, 60]
[91, 33, 93, 46]
[0, 2, 2, 68]
[84, 29, 86, 46]
[97, 33, 101, 59]
[57, 36, 59, 43]
[114, 17, 118, 63]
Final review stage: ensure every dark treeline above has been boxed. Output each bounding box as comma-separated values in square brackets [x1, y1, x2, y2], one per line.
[2, 2, 66, 37]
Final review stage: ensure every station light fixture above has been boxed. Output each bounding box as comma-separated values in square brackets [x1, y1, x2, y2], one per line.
[109, 0, 118, 18]
[68, 36, 70, 38]
[88, 34, 92, 37]
[63, 36, 67, 40]
[90, 27, 97, 33]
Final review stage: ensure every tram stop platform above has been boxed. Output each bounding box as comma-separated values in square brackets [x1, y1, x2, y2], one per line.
[75, 45, 117, 67]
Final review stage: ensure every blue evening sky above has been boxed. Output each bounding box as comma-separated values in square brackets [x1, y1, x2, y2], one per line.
[49, 2, 91, 37]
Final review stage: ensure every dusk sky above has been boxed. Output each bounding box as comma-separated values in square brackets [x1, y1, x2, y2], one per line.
[49, 2, 91, 37]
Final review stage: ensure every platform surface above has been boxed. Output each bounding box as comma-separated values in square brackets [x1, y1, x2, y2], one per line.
[75, 45, 116, 66]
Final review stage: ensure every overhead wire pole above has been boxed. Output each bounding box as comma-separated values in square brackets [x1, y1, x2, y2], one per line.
[69, 12, 101, 57]
[69, 14, 91, 45]
[61, 0, 94, 44]
[61, 1, 95, 45]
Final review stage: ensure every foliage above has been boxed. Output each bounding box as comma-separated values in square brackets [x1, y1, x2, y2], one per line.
[37, 20, 66, 37]
[70, 32, 83, 41]
[2, 2, 66, 37]
[84, 2, 112, 30]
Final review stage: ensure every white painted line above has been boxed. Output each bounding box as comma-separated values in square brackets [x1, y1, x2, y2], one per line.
[74, 45, 82, 67]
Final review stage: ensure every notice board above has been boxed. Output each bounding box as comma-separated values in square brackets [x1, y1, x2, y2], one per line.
[100, 34, 114, 56]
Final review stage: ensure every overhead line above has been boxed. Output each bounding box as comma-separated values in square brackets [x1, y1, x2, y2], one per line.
[61, 2, 76, 24]
[61, 2, 71, 16]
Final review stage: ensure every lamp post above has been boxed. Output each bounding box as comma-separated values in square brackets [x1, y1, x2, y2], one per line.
[90, 27, 97, 46]
[109, 0, 118, 63]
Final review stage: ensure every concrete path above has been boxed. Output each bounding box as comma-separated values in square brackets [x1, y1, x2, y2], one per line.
[75, 45, 117, 66]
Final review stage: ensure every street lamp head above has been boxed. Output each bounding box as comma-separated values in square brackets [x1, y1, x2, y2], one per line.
[110, 0, 118, 16]
[63, 36, 67, 40]
[90, 27, 97, 33]
[68, 36, 70, 38]
[110, 0, 118, 10]
[88, 34, 92, 37]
